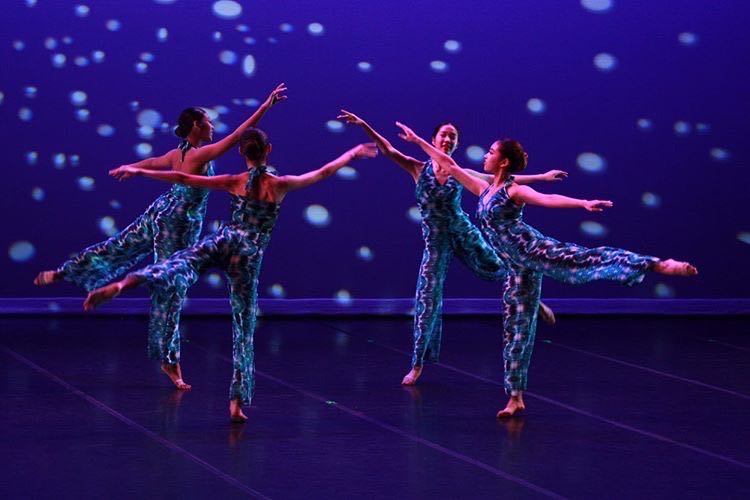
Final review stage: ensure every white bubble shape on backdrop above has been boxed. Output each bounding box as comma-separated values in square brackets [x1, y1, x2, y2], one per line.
[710, 148, 730, 161]
[70, 90, 87, 106]
[673, 121, 691, 136]
[580, 220, 608, 237]
[106, 19, 121, 32]
[695, 123, 711, 134]
[31, 187, 45, 201]
[654, 283, 675, 298]
[307, 23, 325, 35]
[304, 204, 330, 227]
[326, 120, 344, 133]
[69, 155, 80, 167]
[135, 143, 153, 158]
[212, 1, 242, 20]
[53, 153, 66, 168]
[219, 50, 238, 65]
[637, 118, 653, 130]
[357, 61, 373, 73]
[26, 0, 38, 7]
[110, 200, 121, 209]
[77, 176, 95, 191]
[356, 246, 374, 262]
[51, 54, 66, 68]
[9, 241, 35, 262]
[63, 36, 73, 45]
[74, 56, 90, 67]
[45, 37, 58, 50]
[336, 166, 358, 180]
[13, 40, 25, 51]
[268, 283, 286, 298]
[91, 50, 105, 63]
[0, 91, 3, 105]
[444, 40, 462, 53]
[465, 145, 486, 163]
[99, 216, 117, 236]
[140, 52, 155, 62]
[137, 109, 162, 127]
[138, 126, 154, 140]
[737, 232, 750, 245]
[242, 55, 256, 77]
[76, 109, 90, 121]
[527, 98, 546, 114]
[205, 273, 223, 288]
[407, 206, 421, 223]
[24, 86, 38, 98]
[279, 23, 294, 33]
[74, 4, 90, 17]
[26, 151, 38, 165]
[19, 108, 33, 122]
[157, 28, 169, 42]
[212, 31, 223, 42]
[235, 24, 249, 33]
[641, 192, 662, 208]
[430, 60, 449, 73]
[154, 0, 178, 4]
[593, 52, 618, 71]
[135, 62, 149, 74]
[576, 152, 606, 173]
[244, 37, 256, 45]
[97, 124, 115, 137]
[581, 0, 613, 13]
[678, 32, 698, 46]
[335, 290, 352, 304]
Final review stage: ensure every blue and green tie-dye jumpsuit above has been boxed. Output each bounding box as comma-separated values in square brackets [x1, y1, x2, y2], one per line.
[477, 177, 659, 395]
[132, 167, 279, 405]
[411, 160, 507, 367]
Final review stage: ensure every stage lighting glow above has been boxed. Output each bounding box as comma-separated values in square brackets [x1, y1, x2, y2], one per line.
[466, 145, 486, 163]
[710, 148, 730, 161]
[51, 53, 66, 68]
[326, 120, 344, 133]
[268, 283, 286, 298]
[77, 177, 95, 191]
[307, 23, 325, 35]
[304, 204, 330, 227]
[154, 0, 178, 4]
[336, 166, 358, 180]
[580, 220, 608, 237]
[69, 154, 80, 166]
[695, 123, 710, 134]
[527, 98, 546, 114]
[581, 0, 613, 13]
[641, 192, 662, 208]
[24, 86, 37, 98]
[678, 32, 698, 46]
[74, 4, 90, 17]
[430, 60, 449, 73]
[444, 40, 462, 53]
[53, 153, 66, 169]
[654, 283, 675, 298]
[156, 28, 169, 42]
[18, 107, 33, 122]
[74, 56, 90, 67]
[242, 55, 256, 77]
[205, 273, 223, 288]
[357, 61, 373, 73]
[137, 109, 162, 127]
[106, 19, 121, 32]
[97, 124, 115, 137]
[356, 246, 374, 262]
[140, 52, 155, 63]
[134, 62, 148, 74]
[135, 143, 153, 158]
[738, 232, 750, 245]
[212, 1, 242, 20]
[279, 23, 294, 33]
[673, 121, 691, 136]
[91, 50, 105, 63]
[31, 187, 45, 201]
[244, 37, 256, 45]
[13, 40, 25, 51]
[44, 37, 58, 50]
[70, 90, 87, 106]
[637, 118, 653, 130]
[75, 109, 90, 121]
[25, 0, 37, 6]
[219, 50, 238, 64]
[243, 98, 260, 106]
[9, 241, 35, 262]
[26, 151, 38, 165]
[212, 31, 223, 42]
[138, 126, 154, 140]
[62, 37, 73, 45]
[98, 216, 117, 236]
[576, 152, 606, 173]
[407, 206, 421, 223]
[110, 200, 121, 209]
[335, 290, 352, 305]
[593, 52, 617, 71]
[236, 24, 249, 33]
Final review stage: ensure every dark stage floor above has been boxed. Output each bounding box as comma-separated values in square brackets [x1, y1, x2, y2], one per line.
[2, 314, 749, 499]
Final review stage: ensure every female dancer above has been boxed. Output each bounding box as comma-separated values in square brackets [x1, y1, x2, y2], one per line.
[83, 128, 377, 422]
[395, 122, 697, 418]
[337, 110, 565, 385]
[34, 84, 287, 389]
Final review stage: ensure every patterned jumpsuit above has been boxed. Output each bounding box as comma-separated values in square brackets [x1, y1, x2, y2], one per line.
[477, 177, 659, 395]
[411, 160, 507, 367]
[131, 167, 278, 404]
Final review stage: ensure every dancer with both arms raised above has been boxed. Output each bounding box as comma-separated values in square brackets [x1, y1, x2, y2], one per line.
[338, 110, 565, 386]
[34, 84, 287, 390]
[83, 126, 378, 422]
[395, 121, 697, 418]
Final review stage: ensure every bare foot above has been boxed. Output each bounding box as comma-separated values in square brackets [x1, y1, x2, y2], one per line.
[33, 270, 61, 286]
[497, 396, 525, 418]
[161, 363, 191, 390]
[653, 259, 698, 276]
[83, 282, 122, 310]
[401, 365, 423, 385]
[538, 301, 556, 325]
[229, 399, 248, 423]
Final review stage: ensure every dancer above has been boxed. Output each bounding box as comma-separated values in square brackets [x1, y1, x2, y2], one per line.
[337, 110, 565, 386]
[84, 128, 378, 422]
[395, 122, 697, 418]
[35, 83, 287, 389]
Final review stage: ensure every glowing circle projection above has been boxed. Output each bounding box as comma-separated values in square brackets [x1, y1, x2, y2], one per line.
[580, 220, 608, 237]
[242, 55, 256, 77]
[74, 4, 90, 17]
[268, 284, 286, 298]
[70, 90, 87, 106]
[336, 166, 358, 180]
[26, 151, 38, 165]
[335, 290, 352, 304]
[279, 23, 294, 33]
[593, 52, 618, 71]
[77, 176, 95, 191]
[641, 192, 662, 208]
[74, 57, 90, 67]
[137, 109, 162, 127]
[527, 98, 547, 114]
[51, 54, 66, 68]
[673, 121, 691, 136]
[407, 206, 421, 223]
[13, 40, 25, 51]
[576, 152, 606, 173]
[304, 204, 331, 227]
[581, 0, 613, 13]
[654, 283, 675, 298]
[91, 50, 105, 63]
[219, 50, 238, 64]
[678, 32, 698, 46]
[205, 273, 223, 288]
[53, 153, 66, 168]
[75, 109, 90, 121]
[710, 148, 730, 161]
[737, 232, 750, 245]
[444, 40, 462, 53]
[356, 246, 374, 262]
[9, 241, 35, 262]
[637, 118, 653, 130]
[325, 120, 344, 133]
[45, 37, 58, 50]
[465, 145, 486, 163]
[97, 124, 115, 137]
[99, 216, 117, 236]
[212, 1, 242, 20]
[31, 187, 45, 201]
[430, 60, 449, 73]
[24, 86, 37, 98]
[135, 143, 153, 158]
[106, 19, 121, 31]
[307, 23, 325, 35]
[357, 61, 373, 73]
[156, 28, 169, 42]
[18, 108, 33, 122]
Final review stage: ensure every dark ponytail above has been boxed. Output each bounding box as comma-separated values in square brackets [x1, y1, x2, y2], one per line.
[498, 139, 528, 173]
[239, 127, 270, 162]
[174, 107, 206, 138]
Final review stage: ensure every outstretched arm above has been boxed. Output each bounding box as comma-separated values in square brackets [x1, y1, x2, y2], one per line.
[395, 121, 488, 196]
[115, 149, 178, 172]
[275, 143, 378, 197]
[338, 110, 423, 181]
[469, 169, 567, 184]
[510, 184, 612, 212]
[190, 83, 288, 165]
[109, 166, 244, 194]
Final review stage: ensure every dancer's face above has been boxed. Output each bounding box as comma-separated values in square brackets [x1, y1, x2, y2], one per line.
[483, 141, 505, 173]
[197, 114, 215, 142]
[431, 125, 458, 155]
